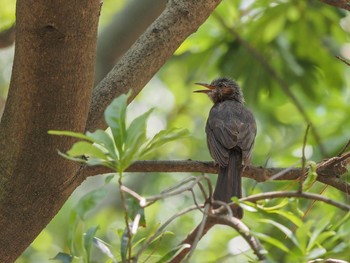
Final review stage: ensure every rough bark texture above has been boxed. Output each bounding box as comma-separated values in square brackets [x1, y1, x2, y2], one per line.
[0, 0, 222, 261]
[0, 1, 101, 262]
[86, 0, 222, 131]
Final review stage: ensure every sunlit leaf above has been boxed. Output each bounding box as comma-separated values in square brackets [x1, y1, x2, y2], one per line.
[141, 128, 189, 157]
[122, 109, 153, 169]
[104, 93, 129, 155]
[87, 129, 118, 159]
[67, 141, 107, 160]
[48, 130, 94, 142]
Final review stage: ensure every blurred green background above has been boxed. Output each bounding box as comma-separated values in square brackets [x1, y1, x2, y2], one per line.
[1, 0, 350, 262]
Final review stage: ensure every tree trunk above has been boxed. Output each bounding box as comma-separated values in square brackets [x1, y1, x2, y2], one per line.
[0, 1, 101, 262]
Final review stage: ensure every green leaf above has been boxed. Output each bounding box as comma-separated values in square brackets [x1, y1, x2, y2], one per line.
[48, 130, 94, 142]
[268, 210, 303, 227]
[87, 129, 118, 159]
[149, 231, 174, 245]
[126, 198, 146, 227]
[57, 151, 88, 164]
[252, 232, 290, 253]
[104, 93, 129, 156]
[67, 211, 79, 254]
[131, 237, 146, 250]
[141, 128, 189, 157]
[67, 141, 107, 160]
[257, 198, 289, 211]
[259, 218, 300, 248]
[76, 188, 108, 220]
[84, 226, 100, 262]
[303, 161, 318, 191]
[155, 244, 190, 263]
[122, 109, 153, 169]
[307, 247, 327, 260]
[50, 252, 73, 263]
[120, 227, 130, 262]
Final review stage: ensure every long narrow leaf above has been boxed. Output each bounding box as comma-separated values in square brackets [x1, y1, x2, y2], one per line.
[259, 218, 300, 248]
[104, 93, 129, 156]
[67, 141, 107, 160]
[93, 237, 116, 261]
[122, 109, 153, 170]
[141, 128, 189, 157]
[252, 231, 290, 253]
[155, 244, 190, 263]
[87, 130, 118, 159]
[120, 227, 130, 262]
[48, 130, 94, 142]
[84, 226, 100, 262]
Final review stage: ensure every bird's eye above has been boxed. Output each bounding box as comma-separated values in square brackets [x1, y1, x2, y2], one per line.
[218, 83, 223, 88]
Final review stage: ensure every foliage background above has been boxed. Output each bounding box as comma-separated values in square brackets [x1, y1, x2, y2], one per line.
[0, 0, 349, 262]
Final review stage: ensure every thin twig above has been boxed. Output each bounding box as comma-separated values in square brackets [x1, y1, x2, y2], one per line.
[319, 0, 350, 11]
[300, 124, 311, 192]
[135, 205, 202, 260]
[336, 55, 350, 67]
[267, 161, 300, 181]
[215, 215, 266, 261]
[240, 191, 350, 211]
[145, 176, 209, 204]
[117, 174, 132, 261]
[170, 218, 217, 263]
[183, 204, 211, 262]
[338, 139, 350, 156]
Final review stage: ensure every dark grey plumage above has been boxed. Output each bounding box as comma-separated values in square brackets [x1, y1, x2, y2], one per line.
[194, 77, 256, 218]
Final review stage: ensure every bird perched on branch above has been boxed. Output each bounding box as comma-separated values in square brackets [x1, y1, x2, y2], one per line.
[194, 77, 256, 218]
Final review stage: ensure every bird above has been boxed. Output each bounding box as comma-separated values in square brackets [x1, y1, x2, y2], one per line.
[194, 77, 256, 218]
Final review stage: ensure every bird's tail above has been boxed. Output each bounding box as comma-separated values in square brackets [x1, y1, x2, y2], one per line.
[213, 148, 243, 218]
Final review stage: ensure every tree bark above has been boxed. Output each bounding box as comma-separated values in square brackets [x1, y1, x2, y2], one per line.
[0, 0, 222, 261]
[0, 1, 101, 262]
[86, 0, 222, 131]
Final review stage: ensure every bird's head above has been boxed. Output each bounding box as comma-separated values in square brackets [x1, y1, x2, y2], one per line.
[194, 77, 244, 104]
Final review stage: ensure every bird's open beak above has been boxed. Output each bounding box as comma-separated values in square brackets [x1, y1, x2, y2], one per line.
[193, 83, 215, 93]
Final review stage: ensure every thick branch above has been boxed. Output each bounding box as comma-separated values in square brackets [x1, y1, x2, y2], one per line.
[81, 152, 350, 194]
[318, 0, 350, 11]
[95, 0, 166, 84]
[86, 0, 222, 131]
[0, 1, 101, 261]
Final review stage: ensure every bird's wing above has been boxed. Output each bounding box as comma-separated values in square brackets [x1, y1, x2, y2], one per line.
[205, 101, 256, 166]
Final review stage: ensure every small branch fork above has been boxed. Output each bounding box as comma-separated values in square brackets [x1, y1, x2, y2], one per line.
[118, 169, 350, 262]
